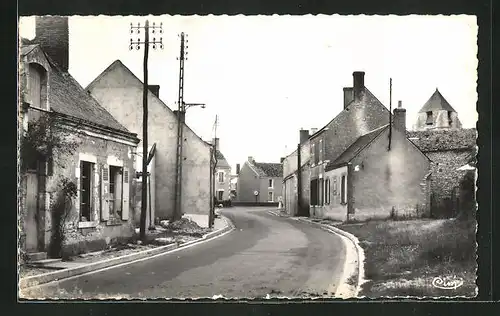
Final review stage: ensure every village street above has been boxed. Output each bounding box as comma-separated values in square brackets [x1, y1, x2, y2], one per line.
[26, 207, 346, 299]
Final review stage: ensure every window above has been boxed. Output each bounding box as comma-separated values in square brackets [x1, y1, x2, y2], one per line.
[100, 164, 130, 222]
[217, 190, 224, 201]
[109, 166, 124, 218]
[28, 63, 48, 110]
[319, 139, 323, 162]
[268, 191, 274, 202]
[218, 171, 224, 183]
[340, 175, 347, 205]
[319, 179, 324, 206]
[448, 111, 453, 126]
[332, 177, 338, 196]
[314, 142, 320, 164]
[80, 161, 95, 222]
[426, 111, 433, 125]
[311, 144, 316, 165]
[310, 179, 319, 206]
[268, 179, 274, 188]
[324, 178, 330, 205]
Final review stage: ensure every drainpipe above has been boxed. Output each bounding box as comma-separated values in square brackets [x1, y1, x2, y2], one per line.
[297, 144, 302, 216]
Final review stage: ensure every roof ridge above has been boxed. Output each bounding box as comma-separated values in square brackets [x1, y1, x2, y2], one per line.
[86, 59, 210, 149]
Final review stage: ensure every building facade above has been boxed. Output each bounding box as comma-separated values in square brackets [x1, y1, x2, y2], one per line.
[236, 157, 283, 204]
[86, 60, 212, 221]
[413, 88, 463, 131]
[212, 138, 232, 202]
[19, 17, 140, 259]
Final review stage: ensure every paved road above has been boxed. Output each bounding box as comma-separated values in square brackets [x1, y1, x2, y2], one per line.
[24, 207, 346, 299]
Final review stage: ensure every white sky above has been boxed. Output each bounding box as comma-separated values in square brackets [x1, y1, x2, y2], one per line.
[19, 15, 478, 172]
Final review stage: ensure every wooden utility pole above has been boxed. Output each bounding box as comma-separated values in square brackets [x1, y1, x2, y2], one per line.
[209, 115, 218, 228]
[388, 78, 393, 151]
[130, 20, 163, 240]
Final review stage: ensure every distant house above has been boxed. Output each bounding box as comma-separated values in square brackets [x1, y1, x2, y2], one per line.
[86, 60, 212, 223]
[413, 88, 462, 131]
[229, 164, 240, 200]
[19, 17, 140, 260]
[237, 157, 283, 204]
[212, 138, 232, 202]
[282, 129, 311, 216]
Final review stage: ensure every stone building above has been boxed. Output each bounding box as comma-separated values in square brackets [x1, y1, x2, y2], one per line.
[236, 157, 283, 204]
[408, 88, 476, 218]
[413, 88, 462, 131]
[19, 16, 140, 260]
[86, 60, 212, 221]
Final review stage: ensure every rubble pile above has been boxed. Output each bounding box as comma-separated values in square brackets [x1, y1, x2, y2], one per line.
[160, 218, 210, 237]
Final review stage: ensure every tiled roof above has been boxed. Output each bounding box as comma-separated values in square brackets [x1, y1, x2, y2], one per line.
[252, 162, 283, 178]
[20, 44, 38, 56]
[418, 89, 457, 113]
[326, 124, 389, 171]
[215, 150, 230, 168]
[21, 40, 131, 134]
[406, 128, 477, 152]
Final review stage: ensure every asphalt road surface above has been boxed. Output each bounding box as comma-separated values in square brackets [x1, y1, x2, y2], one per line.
[24, 207, 346, 299]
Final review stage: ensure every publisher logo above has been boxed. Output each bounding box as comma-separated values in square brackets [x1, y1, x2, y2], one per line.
[432, 276, 464, 290]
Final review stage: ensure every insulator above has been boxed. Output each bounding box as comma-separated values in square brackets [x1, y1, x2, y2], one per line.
[136, 45, 140, 50]
[138, 29, 140, 34]
[159, 44, 164, 49]
[159, 29, 163, 34]
[129, 45, 133, 50]
[152, 22, 155, 26]
[130, 29, 134, 34]
[152, 29, 155, 34]
[152, 44, 156, 49]
[130, 22, 133, 27]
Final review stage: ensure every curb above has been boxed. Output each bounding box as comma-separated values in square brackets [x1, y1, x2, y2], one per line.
[266, 210, 365, 297]
[19, 216, 235, 290]
[295, 218, 365, 297]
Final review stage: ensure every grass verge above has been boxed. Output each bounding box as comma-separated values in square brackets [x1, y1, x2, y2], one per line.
[338, 218, 477, 298]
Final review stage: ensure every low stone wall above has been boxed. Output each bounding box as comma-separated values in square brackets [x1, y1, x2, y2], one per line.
[232, 201, 279, 207]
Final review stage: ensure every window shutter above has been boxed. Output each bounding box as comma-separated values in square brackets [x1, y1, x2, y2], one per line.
[101, 165, 110, 221]
[122, 168, 130, 220]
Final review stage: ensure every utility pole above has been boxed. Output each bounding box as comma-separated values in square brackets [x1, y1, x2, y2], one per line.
[388, 77, 393, 151]
[173, 32, 187, 222]
[209, 115, 218, 228]
[130, 20, 163, 240]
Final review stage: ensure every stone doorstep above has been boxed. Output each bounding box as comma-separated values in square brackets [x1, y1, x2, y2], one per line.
[19, 215, 234, 290]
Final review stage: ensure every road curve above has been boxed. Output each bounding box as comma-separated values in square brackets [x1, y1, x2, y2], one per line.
[24, 207, 346, 299]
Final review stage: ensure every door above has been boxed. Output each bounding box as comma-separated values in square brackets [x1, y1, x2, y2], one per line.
[25, 171, 39, 252]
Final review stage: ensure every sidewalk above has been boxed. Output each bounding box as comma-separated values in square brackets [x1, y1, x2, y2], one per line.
[19, 214, 233, 290]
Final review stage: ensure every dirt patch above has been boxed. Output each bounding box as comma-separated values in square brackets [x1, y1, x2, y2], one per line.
[160, 218, 211, 238]
[339, 218, 477, 298]
[18, 266, 56, 279]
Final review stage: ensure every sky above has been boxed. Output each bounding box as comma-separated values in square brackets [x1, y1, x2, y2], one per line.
[19, 15, 478, 173]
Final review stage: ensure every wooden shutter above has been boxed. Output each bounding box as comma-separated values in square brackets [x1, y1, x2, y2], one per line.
[121, 168, 130, 220]
[101, 165, 110, 221]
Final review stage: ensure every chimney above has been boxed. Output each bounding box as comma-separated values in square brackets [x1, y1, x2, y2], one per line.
[353, 71, 365, 102]
[148, 85, 160, 98]
[280, 157, 285, 164]
[310, 128, 318, 135]
[299, 129, 310, 144]
[236, 163, 240, 175]
[343, 87, 354, 109]
[212, 137, 220, 150]
[173, 110, 185, 123]
[248, 156, 254, 164]
[393, 100, 407, 131]
[35, 16, 69, 71]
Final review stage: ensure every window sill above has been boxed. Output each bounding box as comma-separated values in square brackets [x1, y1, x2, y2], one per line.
[106, 217, 124, 226]
[78, 221, 98, 229]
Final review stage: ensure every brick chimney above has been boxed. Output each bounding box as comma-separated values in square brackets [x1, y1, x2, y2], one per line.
[212, 137, 220, 150]
[353, 71, 365, 102]
[236, 163, 240, 175]
[310, 128, 318, 135]
[393, 100, 407, 131]
[343, 87, 354, 109]
[299, 129, 310, 144]
[248, 156, 254, 164]
[148, 85, 160, 98]
[35, 16, 69, 71]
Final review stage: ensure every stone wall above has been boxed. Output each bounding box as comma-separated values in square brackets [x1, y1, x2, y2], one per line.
[44, 128, 138, 257]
